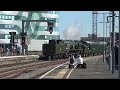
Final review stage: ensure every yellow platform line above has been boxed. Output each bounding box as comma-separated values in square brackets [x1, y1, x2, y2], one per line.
[66, 64, 77, 79]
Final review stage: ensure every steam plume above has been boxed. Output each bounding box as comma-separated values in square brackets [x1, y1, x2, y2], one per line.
[63, 22, 81, 40]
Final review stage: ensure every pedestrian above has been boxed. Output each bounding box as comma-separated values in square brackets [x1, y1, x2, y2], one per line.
[13, 46, 16, 56]
[76, 54, 86, 69]
[17, 46, 20, 55]
[0, 47, 1, 56]
[20, 47, 22, 55]
[68, 54, 75, 68]
[0, 47, 3, 57]
[6, 47, 10, 56]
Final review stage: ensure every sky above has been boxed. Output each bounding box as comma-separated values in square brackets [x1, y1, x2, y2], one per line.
[58, 11, 119, 40]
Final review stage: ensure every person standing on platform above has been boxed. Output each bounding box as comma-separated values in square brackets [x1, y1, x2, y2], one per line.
[0, 47, 3, 57]
[68, 54, 75, 68]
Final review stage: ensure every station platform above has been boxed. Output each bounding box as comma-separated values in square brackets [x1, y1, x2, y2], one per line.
[39, 55, 119, 79]
[0, 55, 39, 61]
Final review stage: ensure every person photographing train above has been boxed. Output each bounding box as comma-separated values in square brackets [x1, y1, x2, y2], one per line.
[76, 54, 86, 69]
[68, 54, 75, 68]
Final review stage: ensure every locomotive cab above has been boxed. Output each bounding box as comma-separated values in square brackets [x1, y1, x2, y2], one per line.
[42, 39, 67, 60]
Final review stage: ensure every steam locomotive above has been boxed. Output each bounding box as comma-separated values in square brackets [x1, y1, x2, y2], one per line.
[41, 39, 107, 60]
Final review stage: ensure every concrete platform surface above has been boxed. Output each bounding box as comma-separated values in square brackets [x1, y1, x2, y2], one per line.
[40, 56, 119, 79]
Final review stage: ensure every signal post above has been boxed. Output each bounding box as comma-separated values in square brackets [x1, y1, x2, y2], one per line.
[21, 19, 56, 55]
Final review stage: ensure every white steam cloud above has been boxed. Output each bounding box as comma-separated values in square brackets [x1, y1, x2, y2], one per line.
[63, 22, 82, 40]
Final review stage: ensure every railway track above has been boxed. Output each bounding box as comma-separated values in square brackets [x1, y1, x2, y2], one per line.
[0, 59, 68, 79]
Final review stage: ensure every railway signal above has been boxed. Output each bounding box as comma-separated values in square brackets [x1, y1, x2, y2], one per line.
[9, 32, 16, 56]
[20, 32, 27, 55]
[21, 36, 26, 44]
[47, 19, 56, 34]
[21, 19, 56, 55]
[9, 32, 16, 46]
[20, 32, 27, 45]
[49, 27, 53, 34]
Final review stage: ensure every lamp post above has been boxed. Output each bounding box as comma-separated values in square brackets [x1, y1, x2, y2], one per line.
[103, 13, 106, 62]
[111, 11, 115, 74]
[107, 12, 112, 71]
[105, 21, 109, 56]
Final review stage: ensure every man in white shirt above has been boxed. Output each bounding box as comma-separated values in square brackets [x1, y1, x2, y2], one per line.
[76, 55, 85, 68]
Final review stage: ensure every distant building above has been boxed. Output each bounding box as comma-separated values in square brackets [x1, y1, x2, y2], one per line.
[81, 37, 110, 42]
[0, 11, 59, 51]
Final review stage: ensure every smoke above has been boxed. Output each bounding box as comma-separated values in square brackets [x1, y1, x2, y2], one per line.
[63, 22, 82, 40]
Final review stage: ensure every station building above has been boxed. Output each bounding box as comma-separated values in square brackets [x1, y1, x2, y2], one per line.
[0, 11, 59, 51]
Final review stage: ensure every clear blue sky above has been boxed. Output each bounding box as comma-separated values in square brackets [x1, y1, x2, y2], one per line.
[58, 11, 119, 39]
